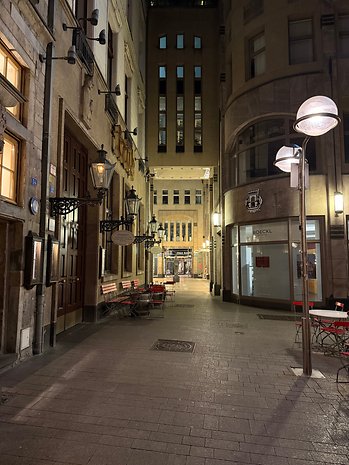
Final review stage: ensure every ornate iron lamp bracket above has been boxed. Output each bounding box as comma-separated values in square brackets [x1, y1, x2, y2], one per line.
[100, 216, 134, 233]
[133, 234, 154, 244]
[49, 191, 104, 216]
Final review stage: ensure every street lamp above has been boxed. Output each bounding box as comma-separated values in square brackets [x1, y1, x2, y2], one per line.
[99, 186, 141, 232]
[274, 95, 340, 376]
[50, 145, 115, 216]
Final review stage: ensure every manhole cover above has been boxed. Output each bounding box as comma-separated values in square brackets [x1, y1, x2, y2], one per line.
[258, 314, 299, 321]
[151, 339, 195, 352]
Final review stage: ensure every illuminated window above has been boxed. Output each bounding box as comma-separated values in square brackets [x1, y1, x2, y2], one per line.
[194, 66, 202, 152]
[1, 133, 19, 202]
[159, 35, 167, 49]
[176, 34, 184, 49]
[0, 42, 22, 119]
[158, 67, 167, 152]
[194, 36, 202, 49]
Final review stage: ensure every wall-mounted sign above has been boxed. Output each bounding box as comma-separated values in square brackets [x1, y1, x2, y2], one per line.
[245, 189, 263, 213]
[256, 256, 270, 267]
[150, 245, 162, 254]
[111, 229, 134, 246]
[31, 177, 38, 186]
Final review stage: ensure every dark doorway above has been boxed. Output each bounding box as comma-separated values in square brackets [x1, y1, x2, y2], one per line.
[57, 131, 87, 332]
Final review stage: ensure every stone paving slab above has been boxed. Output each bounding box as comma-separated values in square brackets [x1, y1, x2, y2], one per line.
[0, 278, 349, 464]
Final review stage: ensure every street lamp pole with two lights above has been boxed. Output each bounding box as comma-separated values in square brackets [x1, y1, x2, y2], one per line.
[274, 95, 340, 376]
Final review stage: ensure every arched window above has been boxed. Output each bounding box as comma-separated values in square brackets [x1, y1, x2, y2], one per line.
[230, 117, 316, 187]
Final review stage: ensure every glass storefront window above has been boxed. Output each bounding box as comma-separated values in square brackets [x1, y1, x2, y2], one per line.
[291, 241, 322, 302]
[233, 218, 323, 303]
[290, 218, 320, 241]
[240, 243, 290, 299]
[240, 221, 288, 243]
[232, 226, 239, 294]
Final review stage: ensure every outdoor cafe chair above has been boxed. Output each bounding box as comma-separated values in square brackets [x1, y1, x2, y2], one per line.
[336, 345, 349, 383]
[293, 301, 315, 343]
[320, 321, 349, 355]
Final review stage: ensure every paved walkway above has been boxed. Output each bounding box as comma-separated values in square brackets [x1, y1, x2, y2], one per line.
[0, 279, 348, 465]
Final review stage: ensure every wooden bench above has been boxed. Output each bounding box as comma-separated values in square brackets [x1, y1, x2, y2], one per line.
[101, 282, 134, 317]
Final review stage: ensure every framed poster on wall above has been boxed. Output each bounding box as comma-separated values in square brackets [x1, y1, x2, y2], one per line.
[24, 232, 44, 289]
[46, 235, 60, 286]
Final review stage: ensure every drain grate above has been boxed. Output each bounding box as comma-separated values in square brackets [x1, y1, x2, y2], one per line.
[151, 339, 195, 352]
[258, 314, 299, 321]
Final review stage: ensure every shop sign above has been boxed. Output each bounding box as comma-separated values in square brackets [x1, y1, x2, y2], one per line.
[111, 230, 135, 246]
[150, 245, 162, 254]
[245, 189, 263, 213]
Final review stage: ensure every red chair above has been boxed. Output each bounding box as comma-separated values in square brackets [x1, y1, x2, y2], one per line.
[336, 346, 349, 383]
[149, 284, 166, 316]
[293, 301, 315, 343]
[319, 321, 349, 356]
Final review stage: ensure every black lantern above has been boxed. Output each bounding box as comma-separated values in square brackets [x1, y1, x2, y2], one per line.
[149, 215, 158, 235]
[99, 186, 141, 233]
[125, 186, 141, 218]
[50, 145, 115, 216]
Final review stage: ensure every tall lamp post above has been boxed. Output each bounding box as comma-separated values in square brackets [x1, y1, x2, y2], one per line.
[274, 95, 340, 376]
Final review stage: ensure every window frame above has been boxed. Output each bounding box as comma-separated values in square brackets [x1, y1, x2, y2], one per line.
[159, 34, 167, 49]
[288, 18, 314, 65]
[194, 36, 202, 49]
[247, 31, 266, 79]
[0, 41, 24, 120]
[176, 33, 184, 49]
[0, 132, 20, 204]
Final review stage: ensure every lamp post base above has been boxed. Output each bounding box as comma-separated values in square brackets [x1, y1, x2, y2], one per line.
[302, 316, 312, 376]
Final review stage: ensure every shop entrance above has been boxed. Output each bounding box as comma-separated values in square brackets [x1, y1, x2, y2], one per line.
[164, 248, 192, 277]
[57, 131, 87, 333]
[0, 219, 21, 354]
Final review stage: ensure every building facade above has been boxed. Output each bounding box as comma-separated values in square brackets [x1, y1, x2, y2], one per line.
[0, 0, 149, 365]
[146, 0, 220, 285]
[220, 0, 349, 309]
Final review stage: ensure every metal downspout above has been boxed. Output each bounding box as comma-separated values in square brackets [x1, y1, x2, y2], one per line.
[33, 2, 54, 355]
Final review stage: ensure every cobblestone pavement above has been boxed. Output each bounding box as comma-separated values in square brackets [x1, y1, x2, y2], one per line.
[0, 278, 349, 465]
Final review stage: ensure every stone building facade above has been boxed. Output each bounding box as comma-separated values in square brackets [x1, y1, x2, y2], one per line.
[220, 0, 349, 309]
[0, 0, 149, 366]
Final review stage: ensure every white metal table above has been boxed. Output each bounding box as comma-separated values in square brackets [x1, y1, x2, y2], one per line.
[309, 309, 348, 319]
[309, 309, 348, 353]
